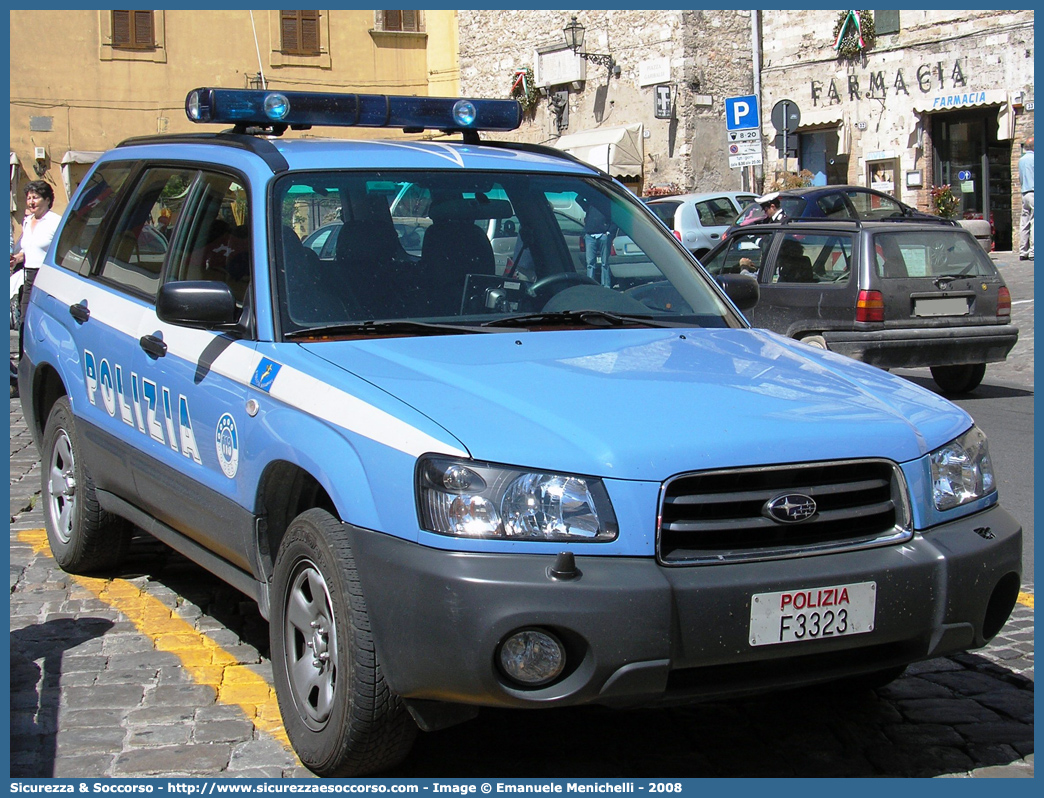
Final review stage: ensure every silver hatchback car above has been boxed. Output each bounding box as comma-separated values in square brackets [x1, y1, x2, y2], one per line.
[646, 190, 756, 259]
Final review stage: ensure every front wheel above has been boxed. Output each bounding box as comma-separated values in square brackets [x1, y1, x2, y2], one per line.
[41, 396, 130, 573]
[270, 509, 417, 776]
[930, 363, 986, 394]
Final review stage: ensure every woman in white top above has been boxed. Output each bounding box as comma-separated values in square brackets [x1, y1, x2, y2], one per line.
[11, 180, 61, 382]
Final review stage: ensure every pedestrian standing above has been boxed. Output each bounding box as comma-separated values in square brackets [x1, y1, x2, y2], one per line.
[578, 192, 617, 288]
[11, 180, 60, 393]
[1018, 137, 1033, 261]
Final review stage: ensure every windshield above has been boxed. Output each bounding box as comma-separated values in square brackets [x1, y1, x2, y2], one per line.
[272, 170, 744, 337]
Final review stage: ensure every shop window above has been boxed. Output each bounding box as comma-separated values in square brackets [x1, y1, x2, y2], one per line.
[874, 11, 900, 36]
[381, 11, 421, 32]
[281, 10, 321, 55]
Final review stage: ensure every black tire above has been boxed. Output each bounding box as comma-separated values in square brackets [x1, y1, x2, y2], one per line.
[930, 363, 986, 394]
[41, 396, 130, 573]
[11, 290, 21, 331]
[270, 508, 417, 776]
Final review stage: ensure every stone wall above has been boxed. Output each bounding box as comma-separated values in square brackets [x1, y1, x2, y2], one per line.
[458, 10, 754, 195]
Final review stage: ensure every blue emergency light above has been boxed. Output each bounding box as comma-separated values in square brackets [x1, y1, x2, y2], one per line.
[185, 88, 521, 134]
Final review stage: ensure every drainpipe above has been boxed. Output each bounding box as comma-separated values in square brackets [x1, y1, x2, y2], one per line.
[750, 10, 763, 193]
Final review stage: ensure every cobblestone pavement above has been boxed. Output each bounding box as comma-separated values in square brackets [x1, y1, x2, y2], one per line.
[8, 256, 1034, 778]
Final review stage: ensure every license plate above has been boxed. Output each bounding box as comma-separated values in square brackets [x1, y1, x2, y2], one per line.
[915, 297, 969, 316]
[749, 581, 876, 647]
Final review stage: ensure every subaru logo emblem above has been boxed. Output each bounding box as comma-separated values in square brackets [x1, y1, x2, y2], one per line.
[764, 494, 817, 524]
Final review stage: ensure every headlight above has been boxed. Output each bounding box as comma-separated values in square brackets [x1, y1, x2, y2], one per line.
[929, 426, 996, 511]
[418, 456, 618, 542]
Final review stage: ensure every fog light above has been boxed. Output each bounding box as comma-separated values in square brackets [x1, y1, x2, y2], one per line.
[497, 629, 565, 687]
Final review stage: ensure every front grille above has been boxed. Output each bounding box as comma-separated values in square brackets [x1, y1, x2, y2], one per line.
[658, 459, 911, 565]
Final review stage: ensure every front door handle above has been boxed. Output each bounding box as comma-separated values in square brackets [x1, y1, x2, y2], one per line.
[140, 334, 168, 359]
[69, 303, 90, 324]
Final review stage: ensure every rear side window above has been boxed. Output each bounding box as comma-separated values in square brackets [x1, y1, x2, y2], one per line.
[874, 230, 994, 279]
[848, 190, 906, 220]
[97, 168, 194, 298]
[694, 197, 741, 226]
[54, 162, 134, 273]
[647, 201, 679, 226]
[772, 233, 852, 284]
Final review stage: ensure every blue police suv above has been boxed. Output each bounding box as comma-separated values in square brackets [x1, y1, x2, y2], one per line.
[18, 88, 1022, 776]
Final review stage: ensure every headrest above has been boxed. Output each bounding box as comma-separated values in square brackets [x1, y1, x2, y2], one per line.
[429, 198, 514, 222]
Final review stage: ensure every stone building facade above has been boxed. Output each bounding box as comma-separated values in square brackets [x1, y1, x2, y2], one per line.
[459, 9, 1033, 250]
[759, 10, 1034, 251]
[457, 9, 756, 196]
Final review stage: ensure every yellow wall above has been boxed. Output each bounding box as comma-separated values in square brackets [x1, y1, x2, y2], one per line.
[10, 10, 460, 216]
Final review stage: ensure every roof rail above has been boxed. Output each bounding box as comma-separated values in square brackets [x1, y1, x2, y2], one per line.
[115, 132, 290, 173]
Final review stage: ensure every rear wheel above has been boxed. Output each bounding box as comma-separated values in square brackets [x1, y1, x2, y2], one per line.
[930, 363, 986, 394]
[41, 396, 130, 573]
[270, 508, 417, 776]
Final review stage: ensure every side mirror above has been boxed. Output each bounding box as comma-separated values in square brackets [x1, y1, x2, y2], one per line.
[157, 281, 239, 328]
[715, 273, 759, 311]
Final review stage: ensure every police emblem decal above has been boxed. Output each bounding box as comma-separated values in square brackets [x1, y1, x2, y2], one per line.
[251, 358, 282, 392]
[215, 413, 239, 478]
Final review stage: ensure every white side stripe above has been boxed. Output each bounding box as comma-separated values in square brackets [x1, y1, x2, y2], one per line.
[33, 267, 466, 458]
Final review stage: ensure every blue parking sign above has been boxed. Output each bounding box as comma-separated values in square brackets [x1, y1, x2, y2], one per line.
[725, 95, 760, 131]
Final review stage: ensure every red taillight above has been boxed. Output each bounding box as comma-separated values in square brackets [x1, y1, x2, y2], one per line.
[856, 290, 885, 322]
[673, 230, 682, 242]
[997, 286, 1011, 319]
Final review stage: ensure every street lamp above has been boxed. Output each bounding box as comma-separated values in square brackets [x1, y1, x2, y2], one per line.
[563, 16, 620, 77]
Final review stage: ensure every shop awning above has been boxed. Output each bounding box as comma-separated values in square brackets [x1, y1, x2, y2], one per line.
[912, 89, 1014, 140]
[796, 106, 844, 129]
[60, 150, 104, 200]
[554, 123, 644, 179]
[911, 88, 1007, 113]
[59, 151, 102, 166]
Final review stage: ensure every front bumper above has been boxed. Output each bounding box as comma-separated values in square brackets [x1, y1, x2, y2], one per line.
[824, 324, 1019, 369]
[347, 504, 1021, 709]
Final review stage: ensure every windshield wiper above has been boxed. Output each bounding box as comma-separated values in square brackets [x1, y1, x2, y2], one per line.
[480, 309, 683, 330]
[284, 319, 500, 339]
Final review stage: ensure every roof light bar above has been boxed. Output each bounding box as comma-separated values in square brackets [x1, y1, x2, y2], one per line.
[185, 88, 521, 133]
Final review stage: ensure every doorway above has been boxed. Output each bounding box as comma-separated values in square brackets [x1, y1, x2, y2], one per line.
[932, 109, 1013, 251]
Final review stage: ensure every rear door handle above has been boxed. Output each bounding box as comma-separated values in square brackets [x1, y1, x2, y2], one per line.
[140, 334, 168, 359]
[69, 303, 90, 324]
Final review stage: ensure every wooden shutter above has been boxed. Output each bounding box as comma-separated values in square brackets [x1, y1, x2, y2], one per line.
[112, 10, 154, 50]
[281, 10, 320, 55]
[383, 11, 420, 32]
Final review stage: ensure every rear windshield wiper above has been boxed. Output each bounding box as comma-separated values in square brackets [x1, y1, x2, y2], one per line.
[284, 319, 500, 339]
[480, 309, 683, 330]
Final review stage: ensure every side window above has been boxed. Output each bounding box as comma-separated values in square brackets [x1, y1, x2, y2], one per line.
[815, 193, 851, 219]
[168, 173, 251, 303]
[54, 162, 134, 274]
[848, 190, 904, 219]
[701, 233, 771, 277]
[97, 167, 194, 297]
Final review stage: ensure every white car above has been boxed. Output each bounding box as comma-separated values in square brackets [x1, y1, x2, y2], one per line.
[646, 191, 756, 259]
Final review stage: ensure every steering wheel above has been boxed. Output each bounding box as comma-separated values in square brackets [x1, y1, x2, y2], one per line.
[526, 271, 599, 303]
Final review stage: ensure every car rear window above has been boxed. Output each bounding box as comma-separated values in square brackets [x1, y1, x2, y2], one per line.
[647, 201, 680, 226]
[874, 230, 996, 279]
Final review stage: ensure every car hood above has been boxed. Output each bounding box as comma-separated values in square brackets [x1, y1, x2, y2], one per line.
[301, 328, 971, 480]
